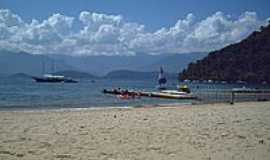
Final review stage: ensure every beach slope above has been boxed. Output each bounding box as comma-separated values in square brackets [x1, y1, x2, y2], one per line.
[0, 102, 270, 160]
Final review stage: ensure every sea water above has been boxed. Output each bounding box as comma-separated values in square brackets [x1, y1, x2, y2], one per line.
[0, 77, 268, 111]
[0, 77, 182, 110]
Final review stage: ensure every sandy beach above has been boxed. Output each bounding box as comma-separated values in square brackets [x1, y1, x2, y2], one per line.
[0, 102, 270, 160]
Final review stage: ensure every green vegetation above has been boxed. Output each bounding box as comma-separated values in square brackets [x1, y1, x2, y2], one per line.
[180, 24, 270, 83]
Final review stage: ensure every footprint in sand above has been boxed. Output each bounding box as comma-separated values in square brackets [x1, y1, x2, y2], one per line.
[55, 154, 72, 159]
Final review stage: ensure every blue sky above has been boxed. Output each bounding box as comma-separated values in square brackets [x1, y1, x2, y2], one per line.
[1, 0, 270, 31]
[0, 0, 269, 55]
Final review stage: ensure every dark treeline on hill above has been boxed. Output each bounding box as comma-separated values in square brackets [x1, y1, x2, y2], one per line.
[179, 23, 270, 83]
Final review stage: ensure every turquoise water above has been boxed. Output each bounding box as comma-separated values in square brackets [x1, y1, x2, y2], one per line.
[0, 77, 268, 111]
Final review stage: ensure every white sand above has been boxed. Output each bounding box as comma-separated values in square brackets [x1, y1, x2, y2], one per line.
[0, 102, 270, 160]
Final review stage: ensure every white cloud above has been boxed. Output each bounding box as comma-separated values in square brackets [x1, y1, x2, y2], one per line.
[0, 9, 24, 27]
[182, 11, 262, 52]
[79, 11, 122, 27]
[0, 9, 268, 55]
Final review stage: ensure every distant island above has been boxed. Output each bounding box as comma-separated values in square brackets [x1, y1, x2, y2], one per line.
[53, 70, 97, 79]
[6, 70, 179, 80]
[6, 70, 97, 80]
[8, 73, 32, 79]
[179, 23, 270, 84]
[0, 49, 206, 77]
[104, 70, 178, 80]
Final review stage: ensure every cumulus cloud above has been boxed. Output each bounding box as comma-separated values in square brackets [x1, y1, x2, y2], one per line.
[0, 9, 268, 55]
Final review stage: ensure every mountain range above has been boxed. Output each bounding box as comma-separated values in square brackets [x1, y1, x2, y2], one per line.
[0, 50, 73, 76]
[0, 50, 207, 77]
[104, 70, 177, 80]
[49, 52, 207, 76]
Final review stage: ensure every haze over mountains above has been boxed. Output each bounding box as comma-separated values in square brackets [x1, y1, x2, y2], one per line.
[0, 50, 207, 77]
[0, 50, 73, 76]
[50, 52, 207, 76]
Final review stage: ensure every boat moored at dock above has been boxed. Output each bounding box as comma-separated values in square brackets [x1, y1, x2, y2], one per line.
[103, 88, 197, 100]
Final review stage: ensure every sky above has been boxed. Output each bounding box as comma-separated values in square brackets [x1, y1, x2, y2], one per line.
[0, 0, 270, 56]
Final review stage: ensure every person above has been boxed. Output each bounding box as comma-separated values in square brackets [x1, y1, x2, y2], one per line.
[113, 89, 119, 94]
[180, 85, 191, 93]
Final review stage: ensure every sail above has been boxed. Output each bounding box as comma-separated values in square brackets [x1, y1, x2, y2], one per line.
[158, 67, 167, 85]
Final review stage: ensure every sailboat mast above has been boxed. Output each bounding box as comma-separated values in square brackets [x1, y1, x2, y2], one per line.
[51, 60, 56, 74]
[42, 60, 45, 75]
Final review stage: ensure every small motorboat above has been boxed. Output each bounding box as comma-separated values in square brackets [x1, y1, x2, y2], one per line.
[160, 90, 190, 95]
[144, 91, 196, 99]
[103, 84, 197, 100]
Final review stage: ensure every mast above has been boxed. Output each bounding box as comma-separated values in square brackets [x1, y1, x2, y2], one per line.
[51, 60, 56, 74]
[42, 60, 45, 75]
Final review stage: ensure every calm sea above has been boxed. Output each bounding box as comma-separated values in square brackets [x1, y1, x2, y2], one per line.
[0, 77, 267, 111]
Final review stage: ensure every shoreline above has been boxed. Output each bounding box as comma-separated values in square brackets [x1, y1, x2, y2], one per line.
[0, 100, 266, 113]
[0, 101, 194, 112]
[0, 101, 266, 113]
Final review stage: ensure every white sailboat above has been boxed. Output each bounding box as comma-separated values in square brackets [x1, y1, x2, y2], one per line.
[157, 67, 167, 90]
[32, 60, 77, 83]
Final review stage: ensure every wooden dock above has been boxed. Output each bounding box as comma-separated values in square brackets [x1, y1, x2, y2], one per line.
[103, 89, 197, 100]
